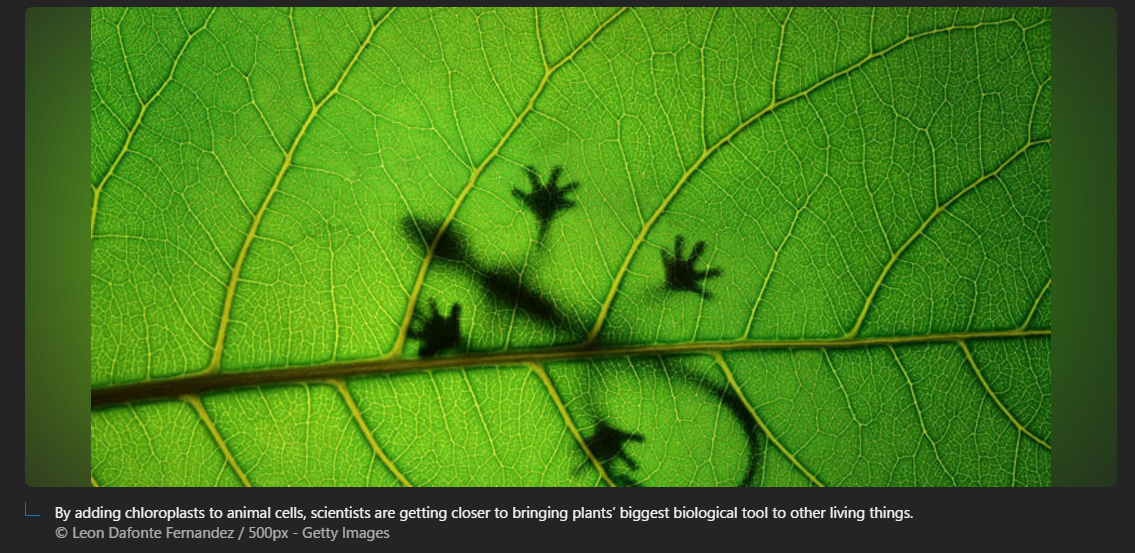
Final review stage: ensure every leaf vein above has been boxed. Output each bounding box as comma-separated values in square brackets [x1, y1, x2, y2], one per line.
[91, 7, 218, 238]
[957, 340, 1050, 450]
[390, 7, 629, 357]
[92, 329, 1049, 407]
[711, 352, 823, 486]
[203, 8, 397, 374]
[327, 379, 412, 486]
[184, 395, 252, 487]
[585, 17, 1027, 345]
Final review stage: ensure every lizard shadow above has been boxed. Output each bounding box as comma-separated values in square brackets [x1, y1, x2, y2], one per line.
[399, 216, 758, 486]
[400, 216, 582, 339]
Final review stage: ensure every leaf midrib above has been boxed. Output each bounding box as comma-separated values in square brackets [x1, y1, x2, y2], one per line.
[95, 12, 1041, 380]
[91, 328, 1049, 407]
[91, 9, 1052, 488]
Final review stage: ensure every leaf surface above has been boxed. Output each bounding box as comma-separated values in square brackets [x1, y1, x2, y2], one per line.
[91, 7, 1051, 486]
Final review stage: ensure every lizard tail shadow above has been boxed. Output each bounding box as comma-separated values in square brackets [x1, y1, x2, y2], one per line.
[674, 363, 761, 487]
[578, 360, 760, 487]
[401, 216, 756, 485]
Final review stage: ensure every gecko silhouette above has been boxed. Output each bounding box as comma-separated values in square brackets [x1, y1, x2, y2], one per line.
[401, 216, 572, 331]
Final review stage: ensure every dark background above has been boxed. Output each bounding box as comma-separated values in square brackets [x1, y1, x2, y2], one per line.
[21, 6, 1120, 546]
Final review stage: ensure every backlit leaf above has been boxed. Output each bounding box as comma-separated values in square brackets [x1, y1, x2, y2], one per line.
[91, 7, 1051, 487]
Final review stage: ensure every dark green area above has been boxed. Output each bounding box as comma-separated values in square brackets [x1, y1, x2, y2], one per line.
[25, 7, 91, 487]
[1051, 7, 1117, 487]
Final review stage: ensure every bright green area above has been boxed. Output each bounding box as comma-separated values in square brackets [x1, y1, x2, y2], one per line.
[91, 7, 1051, 486]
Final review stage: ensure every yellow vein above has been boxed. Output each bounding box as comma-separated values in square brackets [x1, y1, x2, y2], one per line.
[92, 328, 1050, 407]
[1020, 278, 1051, 330]
[743, 192, 811, 337]
[769, 7, 792, 102]
[203, 8, 396, 374]
[390, 7, 628, 357]
[326, 378, 412, 487]
[91, 473, 100, 487]
[585, 17, 1024, 346]
[710, 352, 824, 486]
[822, 349, 864, 465]
[462, 369, 505, 469]
[289, 7, 315, 106]
[183, 395, 252, 487]
[889, 345, 956, 485]
[534, 7, 547, 70]
[91, 7, 217, 238]
[527, 362, 615, 487]
[115, 8, 141, 105]
[846, 138, 1049, 338]
[957, 340, 1050, 450]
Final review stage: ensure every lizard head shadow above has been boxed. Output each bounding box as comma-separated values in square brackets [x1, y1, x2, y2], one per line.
[401, 217, 470, 264]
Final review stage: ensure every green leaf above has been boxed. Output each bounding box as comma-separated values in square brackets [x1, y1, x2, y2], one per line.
[90, 7, 1051, 487]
